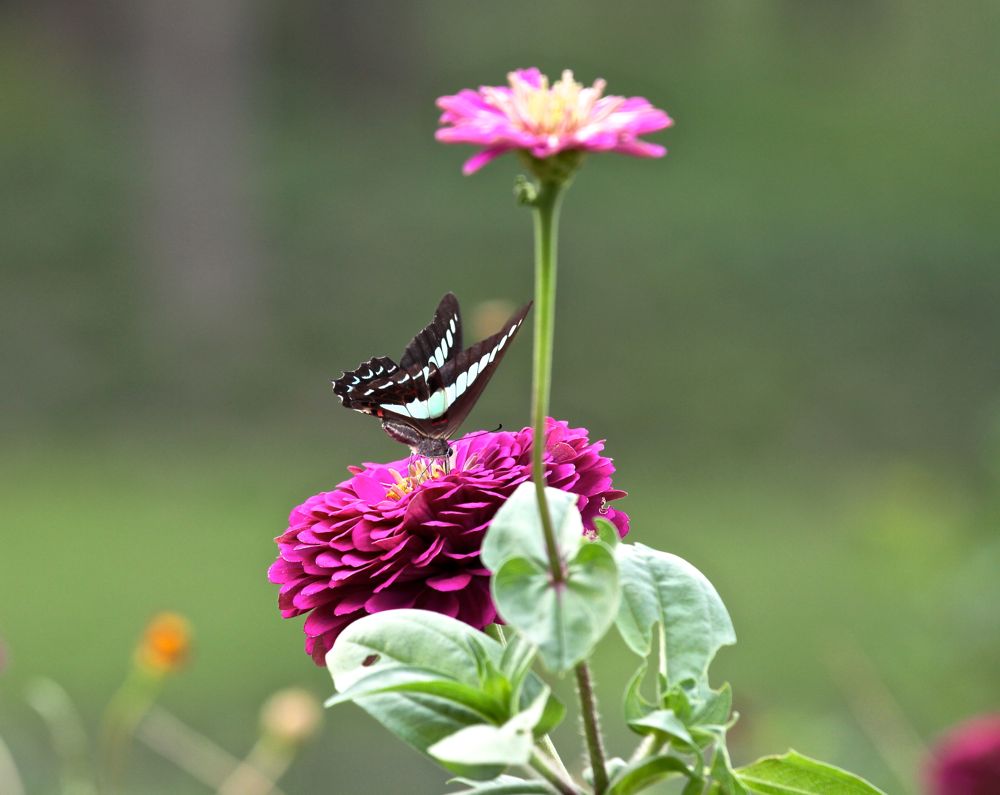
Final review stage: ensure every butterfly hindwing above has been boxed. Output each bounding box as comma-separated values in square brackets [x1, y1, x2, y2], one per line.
[332, 356, 408, 412]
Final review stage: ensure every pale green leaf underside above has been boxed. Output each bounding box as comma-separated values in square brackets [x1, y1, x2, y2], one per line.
[492, 542, 619, 672]
[481, 483, 583, 572]
[615, 543, 736, 687]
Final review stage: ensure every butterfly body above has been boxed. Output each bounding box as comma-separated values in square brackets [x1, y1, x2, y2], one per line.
[332, 293, 531, 458]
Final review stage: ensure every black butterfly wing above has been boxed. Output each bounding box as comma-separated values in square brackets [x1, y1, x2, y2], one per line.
[333, 356, 415, 413]
[399, 292, 463, 372]
[429, 300, 532, 439]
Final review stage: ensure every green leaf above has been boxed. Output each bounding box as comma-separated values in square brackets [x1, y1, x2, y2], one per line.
[481, 483, 583, 572]
[629, 709, 695, 747]
[594, 517, 621, 549]
[447, 775, 559, 794]
[623, 661, 657, 723]
[615, 543, 736, 687]
[605, 757, 629, 782]
[500, 633, 536, 697]
[328, 609, 492, 692]
[735, 750, 888, 795]
[327, 609, 563, 757]
[350, 691, 495, 756]
[325, 666, 504, 722]
[492, 541, 619, 672]
[691, 682, 733, 728]
[428, 689, 551, 779]
[526, 682, 565, 739]
[711, 744, 749, 795]
[606, 754, 694, 795]
[684, 776, 709, 795]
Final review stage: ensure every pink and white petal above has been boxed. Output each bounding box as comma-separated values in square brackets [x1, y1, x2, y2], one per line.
[462, 146, 513, 175]
[614, 139, 667, 158]
[622, 109, 674, 135]
[509, 67, 543, 88]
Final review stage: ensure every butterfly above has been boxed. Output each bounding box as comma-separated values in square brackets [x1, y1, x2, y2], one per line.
[332, 293, 532, 459]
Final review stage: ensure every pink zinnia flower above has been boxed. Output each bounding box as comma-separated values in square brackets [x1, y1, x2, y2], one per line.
[926, 715, 1000, 795]
[269, 419, 628, 664]
[436, 67, 673, 174]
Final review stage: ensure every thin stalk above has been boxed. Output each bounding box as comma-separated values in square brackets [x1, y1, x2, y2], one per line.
[99, 667, 163, 795]
[528, 175, 609, 793]
[0, 733, 26, 795]
[530, 179, 567, 585]
[25, 678, 96, 795]
[529, 750, 579, 795]
[137, 706, 248, 790]
[539, 735, 573, 783]
[217, 736, 293, 795]
[574, 662, 609, 794]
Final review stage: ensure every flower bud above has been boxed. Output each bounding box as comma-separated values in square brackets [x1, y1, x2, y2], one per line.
[927, 714, 1000, 795]
[259, 688, 322, 746]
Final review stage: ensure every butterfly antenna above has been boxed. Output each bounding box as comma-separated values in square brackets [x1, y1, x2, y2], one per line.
[448, 424, 504, 449]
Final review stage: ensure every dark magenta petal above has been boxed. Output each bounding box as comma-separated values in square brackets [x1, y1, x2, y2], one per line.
[426, 572, 473, 592]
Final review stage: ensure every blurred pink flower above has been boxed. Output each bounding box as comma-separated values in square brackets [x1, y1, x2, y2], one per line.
[927, 715, 1000, 795]
[269, 419, 628, 664]
[436, 68, 673, 174]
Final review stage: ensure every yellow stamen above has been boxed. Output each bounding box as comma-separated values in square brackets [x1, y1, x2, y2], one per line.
[499, 69, 608, 138]
[384, 458, 453, 501]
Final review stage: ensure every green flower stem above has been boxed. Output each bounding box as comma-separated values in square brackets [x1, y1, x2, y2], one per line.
[25, 678, 96, 795]
[529, 750, 579, 795]
[530, 178, 567, 586]
[528, 175, 610, 794]
[540, 735, 573, 783]
[574, 662, 609, 794]
[0, 732, 26, 795]
[99, 667, 164, 794]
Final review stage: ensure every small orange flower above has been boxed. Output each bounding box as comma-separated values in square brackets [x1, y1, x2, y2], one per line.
[134, 612, 192, 674]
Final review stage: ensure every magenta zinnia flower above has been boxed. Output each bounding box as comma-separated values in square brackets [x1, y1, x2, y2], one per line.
[927, 715, 1000, 795]
[269, 419, 628, 664]
[436, 67, 673, 174]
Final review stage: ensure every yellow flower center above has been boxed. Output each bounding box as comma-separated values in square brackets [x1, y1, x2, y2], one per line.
[485, 70, 618, 141]
[384, 452, 479, 501]
[385, 459, 450, 501]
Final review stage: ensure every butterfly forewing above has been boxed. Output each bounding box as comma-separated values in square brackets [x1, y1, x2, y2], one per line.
[399, 292, 463, 372]
[432, 301, 532, 439]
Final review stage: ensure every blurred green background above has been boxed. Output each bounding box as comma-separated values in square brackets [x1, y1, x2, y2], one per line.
[2, 1, 999, 793]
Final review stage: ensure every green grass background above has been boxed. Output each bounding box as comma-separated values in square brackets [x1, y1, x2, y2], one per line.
[2, 1, 999, 793]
